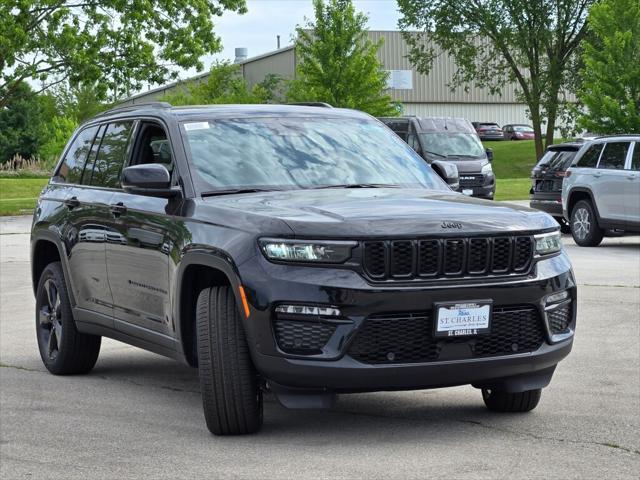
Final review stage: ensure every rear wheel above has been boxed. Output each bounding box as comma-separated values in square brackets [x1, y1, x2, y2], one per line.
[35, 262, 101, 375]
[571, 200, 603, 246]
[482, 388, 541, 412]
[196, 286, 263, 435]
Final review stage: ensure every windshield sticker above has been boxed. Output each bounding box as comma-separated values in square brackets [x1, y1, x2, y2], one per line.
[184, 122, 210, 131]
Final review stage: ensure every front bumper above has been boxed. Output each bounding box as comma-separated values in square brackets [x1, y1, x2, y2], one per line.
[459, 175, 496, 199]
[238, 252, 576, 393]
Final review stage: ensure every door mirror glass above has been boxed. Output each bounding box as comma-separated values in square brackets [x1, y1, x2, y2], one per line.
[122, 164, 180, 198]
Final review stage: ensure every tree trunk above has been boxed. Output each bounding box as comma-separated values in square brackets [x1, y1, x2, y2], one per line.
[530, 107, 544, 160]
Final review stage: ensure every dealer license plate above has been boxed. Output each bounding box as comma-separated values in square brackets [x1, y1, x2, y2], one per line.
[462, 189, 473, 196]
[435, 301, 492, 337]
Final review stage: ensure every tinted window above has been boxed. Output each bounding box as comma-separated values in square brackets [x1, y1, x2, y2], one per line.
[536, 150, 578, 171]
[576, 144, 603, 168]
[183, 117, 448, 192]
[599, 142, 630, 170]
[80, 124, 106, 185]
[90, 122, 133, 188]
[632, 143, 640, 170]
[55, 126, 99, 183]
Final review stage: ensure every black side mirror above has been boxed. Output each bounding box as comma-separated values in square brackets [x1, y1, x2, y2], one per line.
[431, 160, 459, 191]
[122, 164, 181, 198]
[485, 148, 494, 162]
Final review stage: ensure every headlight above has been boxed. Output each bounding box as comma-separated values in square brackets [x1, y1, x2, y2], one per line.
[481, 162, 493, 174]
[534, 231, 562, 255]
[259, 238, 356, 263]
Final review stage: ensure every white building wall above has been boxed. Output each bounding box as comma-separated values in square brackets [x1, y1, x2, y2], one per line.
[402, 102, 532, 128]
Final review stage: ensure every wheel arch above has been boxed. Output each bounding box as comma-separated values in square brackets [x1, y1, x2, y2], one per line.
[174, 250, 243, 367]
[566, 188, 601, 224]
[31, 234, 70, 296]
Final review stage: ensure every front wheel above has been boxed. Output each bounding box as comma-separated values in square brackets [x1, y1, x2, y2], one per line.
[571, 200, 603, 246]
[35, 262, 101, 375]
[482, 388, 541, 412]
[196, 286, 263, 435]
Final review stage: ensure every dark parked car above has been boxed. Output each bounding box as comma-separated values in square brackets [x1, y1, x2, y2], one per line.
[31, 103, 576, 435]
[530, 142, 583, 232]
[379, 116, 495, 199]
[472, 122, 505, 141]
[504, 124, 535, 141]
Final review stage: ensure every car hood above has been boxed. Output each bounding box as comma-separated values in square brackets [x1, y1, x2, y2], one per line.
[201, 188, 556, 237]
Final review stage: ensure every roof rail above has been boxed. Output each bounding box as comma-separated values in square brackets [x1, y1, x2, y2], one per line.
[287, 102, 333, 108]
[95, 101, 172, 118]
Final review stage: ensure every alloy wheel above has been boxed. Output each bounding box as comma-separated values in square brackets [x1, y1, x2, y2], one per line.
[573, 207, 590, 240]
[39, 278, 63, 361]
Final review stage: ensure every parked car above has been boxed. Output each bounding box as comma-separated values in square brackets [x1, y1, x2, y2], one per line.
[504, 124, 535, 140]
[472, 122, 505, 141]
[530, 142, 583, 232]
[379, 116, 495, 199]
[562, 135, 640, 246]
[32, 103, 576, 435]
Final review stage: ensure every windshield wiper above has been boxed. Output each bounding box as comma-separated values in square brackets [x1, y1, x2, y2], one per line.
[423, 150, 447, 158]
[201, 187, 282, 197]
[310, 183, 400, 190]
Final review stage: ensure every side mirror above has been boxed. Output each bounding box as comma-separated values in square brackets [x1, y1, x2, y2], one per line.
[486, 148, 494, 162]
[122, 164, 181, 198]
[431, 160, 459, 191]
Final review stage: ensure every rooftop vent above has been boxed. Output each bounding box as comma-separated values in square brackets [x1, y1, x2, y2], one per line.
[234, 47, 248, 63]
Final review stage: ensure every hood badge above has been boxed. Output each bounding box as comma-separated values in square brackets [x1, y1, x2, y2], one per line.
[441, 221, 463, 229]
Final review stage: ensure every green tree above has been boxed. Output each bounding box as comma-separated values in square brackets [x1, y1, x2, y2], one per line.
[1, 0, 247, 107]
[163, 62, 284, 105]
[398, 0, 594, 159]
[39, 115, 78, 167]
[0, 83, 45, 163]
[576, 0, 640, 134]
[288, 0, 397, 116]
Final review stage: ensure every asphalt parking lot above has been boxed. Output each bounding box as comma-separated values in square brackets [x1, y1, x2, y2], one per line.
[1, 212, 639, 479]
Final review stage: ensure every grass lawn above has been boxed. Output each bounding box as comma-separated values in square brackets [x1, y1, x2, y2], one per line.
[495, 178, 531, 201]
[483, 139, 538, 179]
[0, 178, 48, 216]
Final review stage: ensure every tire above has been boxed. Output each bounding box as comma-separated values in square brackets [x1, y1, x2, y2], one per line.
[482, 388, 541, 412]
[35, 262, 101, 375]
[570, 200, 603, 246]
[196, 286, 263, 435]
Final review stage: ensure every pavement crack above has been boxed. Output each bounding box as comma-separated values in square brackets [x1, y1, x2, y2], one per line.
[460, 419, 640, 455]
[579, 283, 639, 288]
[0, 362, 42, 372]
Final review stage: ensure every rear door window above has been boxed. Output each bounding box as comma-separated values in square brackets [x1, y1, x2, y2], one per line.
[54, 126, 99, 184]
[599, 142, 630, 170]
[89, 122, 134, 188]
[631, 142, 640, 170]
[576, 143, 603, 168]
[79, 124, 106, 185]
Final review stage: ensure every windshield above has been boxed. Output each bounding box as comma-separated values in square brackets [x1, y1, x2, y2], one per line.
[182, 117, 449, 192]
[536, 150, 578, 171]
[418, 133, 485, 158]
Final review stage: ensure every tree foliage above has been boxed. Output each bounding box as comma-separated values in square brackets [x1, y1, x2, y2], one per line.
[576, 0, 640, 134]
[162, 62, 285, 105]
[1, 0, 247, 107]
[288, 0, 397, 116]
[0, 83, 45, 162]
[398, 0, 594, 158]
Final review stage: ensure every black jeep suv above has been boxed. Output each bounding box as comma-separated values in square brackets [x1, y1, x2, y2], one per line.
[31, 104, 576, 435]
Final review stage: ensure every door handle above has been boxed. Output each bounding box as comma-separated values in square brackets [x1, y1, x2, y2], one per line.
[64, 196, 80, 209]
[110, 202, 127, 216]
[593, 172, 602, 178]
[628, 174, 637, 180]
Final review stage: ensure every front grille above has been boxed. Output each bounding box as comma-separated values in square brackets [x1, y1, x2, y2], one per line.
[459, 175, 485, 187]
[362, 236, 533, 281]
[348, 305, 544, 364]
[274, 319, 336, 354]
[547, 302, 572, 334]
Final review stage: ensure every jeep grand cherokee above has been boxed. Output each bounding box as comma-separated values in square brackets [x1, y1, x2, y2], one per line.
[31, 103, 576, 435]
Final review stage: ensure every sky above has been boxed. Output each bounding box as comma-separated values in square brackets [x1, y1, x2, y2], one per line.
[176, 0, 402, 81]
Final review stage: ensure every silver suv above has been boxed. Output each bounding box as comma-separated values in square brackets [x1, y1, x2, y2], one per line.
[562, 135, 640, 246]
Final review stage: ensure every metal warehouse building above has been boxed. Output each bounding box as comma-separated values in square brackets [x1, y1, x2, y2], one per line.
[123, 31, 534, 127]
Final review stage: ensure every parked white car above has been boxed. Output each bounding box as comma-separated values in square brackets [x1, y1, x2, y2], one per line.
[562, 135, 640, 246]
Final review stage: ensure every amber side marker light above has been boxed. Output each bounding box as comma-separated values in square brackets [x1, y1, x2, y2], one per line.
[238, 286, 251, 318]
